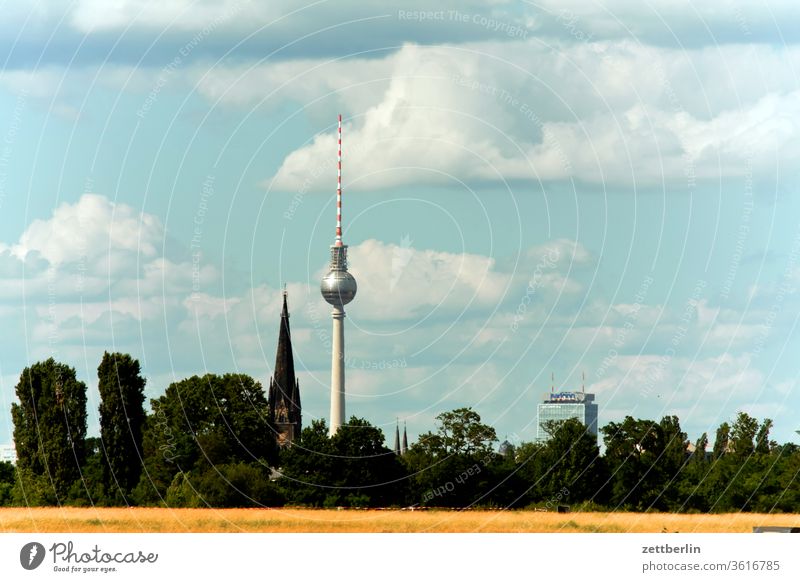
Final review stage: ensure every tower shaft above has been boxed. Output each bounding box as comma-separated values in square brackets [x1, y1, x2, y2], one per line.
[321, 114, 356, 436]
[329, 307, 346, 435]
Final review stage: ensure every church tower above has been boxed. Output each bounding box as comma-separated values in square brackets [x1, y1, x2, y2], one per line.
[268, 290, 302, 447]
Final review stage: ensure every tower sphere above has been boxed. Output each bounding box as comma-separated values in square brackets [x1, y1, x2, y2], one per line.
[321, 269, 357, 306]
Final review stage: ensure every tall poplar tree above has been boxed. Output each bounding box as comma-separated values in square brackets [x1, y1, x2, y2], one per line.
[97, 352, 146, 501]
[11, 358, 87, 502]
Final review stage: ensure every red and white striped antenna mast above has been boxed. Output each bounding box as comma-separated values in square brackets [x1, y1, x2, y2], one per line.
[335, 113, 343, 247]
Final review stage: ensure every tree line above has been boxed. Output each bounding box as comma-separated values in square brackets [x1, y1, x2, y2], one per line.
[1, 354, 799, 512]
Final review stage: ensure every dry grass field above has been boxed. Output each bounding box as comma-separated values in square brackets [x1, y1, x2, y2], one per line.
[2, 508, 800, 533]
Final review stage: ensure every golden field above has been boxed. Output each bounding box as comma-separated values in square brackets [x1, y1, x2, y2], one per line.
[2, 508, 800, 533]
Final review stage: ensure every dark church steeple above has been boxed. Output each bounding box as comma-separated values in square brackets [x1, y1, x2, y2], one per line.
[268, 289, 301, 447]
[393, 420, 408, 456]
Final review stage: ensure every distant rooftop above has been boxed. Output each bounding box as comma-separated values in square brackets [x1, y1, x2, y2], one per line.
[0, 443, 16, 464]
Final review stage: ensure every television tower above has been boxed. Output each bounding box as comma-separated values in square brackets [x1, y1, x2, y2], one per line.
[321, 114, 357, 435]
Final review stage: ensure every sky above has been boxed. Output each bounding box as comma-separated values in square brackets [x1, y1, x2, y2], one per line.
[1, 0, 799, 449]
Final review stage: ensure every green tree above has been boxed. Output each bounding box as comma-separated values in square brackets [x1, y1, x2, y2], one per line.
[97, 352, 147, 502]
[330, 417, 408, 506]
[730, 412, 759, 458]
[0, 461, 14, 506]
[511, 441, 547, 504]
[701, 414, 774, 512]
[773, 444, 800, 512]
[712, 422, 730, 459]
[279, 417, 408, 507]
[755, 419, 773, 455]
[720, 414, 776, 511]
[677, 432, 713, 511]
[691, 433, 708, 465]
[66, 437, 106, 506]
[537, 418, 606, 504]
[402, 408, 500, 508]
[601, 415, 687, 510]
[277, 419, 332, 506]
[657, 415, 689, 509]
[11, 359, 87, 503]
[165, 463, 284, 508]
[484, 441, 527, 508]
[434, 408, 498, 456]
[132, 373, 275, 505]
[131, 412, 177, 505]
[602, 417, 658, 509]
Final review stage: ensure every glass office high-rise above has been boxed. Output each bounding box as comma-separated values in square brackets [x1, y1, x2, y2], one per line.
[536, 392, 598, 443]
